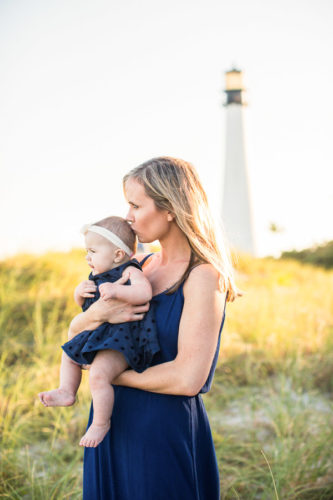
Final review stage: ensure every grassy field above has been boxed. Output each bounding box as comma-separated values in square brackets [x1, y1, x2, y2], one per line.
[0, 250, 332, 499]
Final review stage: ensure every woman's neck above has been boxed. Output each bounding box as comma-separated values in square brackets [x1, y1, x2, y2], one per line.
[158, 224, 191, 265]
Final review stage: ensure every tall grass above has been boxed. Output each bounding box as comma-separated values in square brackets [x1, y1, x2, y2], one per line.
[0, 251, 332, 499]
[0, 251, 89, 499]
[205, 254, 333, 499]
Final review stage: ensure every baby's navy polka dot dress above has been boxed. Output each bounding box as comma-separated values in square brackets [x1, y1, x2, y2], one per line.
[62, 259, 160, 372]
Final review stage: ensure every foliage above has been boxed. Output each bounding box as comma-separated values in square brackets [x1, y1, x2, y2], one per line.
[281, 240, 333, 270]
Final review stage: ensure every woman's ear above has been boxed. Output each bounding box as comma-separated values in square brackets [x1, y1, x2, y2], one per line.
[167, 212, 174, 222]
[114, 248, 126, 263]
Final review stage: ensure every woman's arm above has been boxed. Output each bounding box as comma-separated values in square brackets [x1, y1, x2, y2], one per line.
[69, 298, 150, 336]
[114, 265, 226, 396]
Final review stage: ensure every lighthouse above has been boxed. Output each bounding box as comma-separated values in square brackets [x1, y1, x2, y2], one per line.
[222, 68, 256, 255]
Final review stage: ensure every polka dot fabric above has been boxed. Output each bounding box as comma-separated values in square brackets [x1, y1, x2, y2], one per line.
[62, 259, 160, 372]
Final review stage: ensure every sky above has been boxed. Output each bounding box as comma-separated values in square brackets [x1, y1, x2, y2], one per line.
[1, 0, 332, 258]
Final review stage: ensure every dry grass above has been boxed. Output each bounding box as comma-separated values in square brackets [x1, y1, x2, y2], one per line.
[0, 250, 332, 499]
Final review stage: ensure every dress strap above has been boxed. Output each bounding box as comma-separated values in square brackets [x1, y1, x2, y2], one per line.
[139, 253, 153, 267]
[123, 259, 143, 272]
[223, 290, 229, 314]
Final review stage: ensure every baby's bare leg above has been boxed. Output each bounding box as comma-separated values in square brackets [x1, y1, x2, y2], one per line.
[79, 350, 128, 448]
[68, 315, 85, 340]
[38, 352, 82, 407]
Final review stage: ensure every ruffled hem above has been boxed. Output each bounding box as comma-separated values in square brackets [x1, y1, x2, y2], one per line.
[62, 315, 160, 372]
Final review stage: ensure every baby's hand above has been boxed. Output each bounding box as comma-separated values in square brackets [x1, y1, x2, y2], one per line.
[99, 282, 116, 300]
[99, 274, 129, 300]
[75, 280, 97, 299]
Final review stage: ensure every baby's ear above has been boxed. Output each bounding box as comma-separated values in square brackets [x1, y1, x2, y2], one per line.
[114, 248, 126, 263]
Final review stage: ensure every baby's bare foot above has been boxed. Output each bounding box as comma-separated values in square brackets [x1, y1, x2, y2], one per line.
[38, 389, 76, 407]
[79, 422, 110, 448]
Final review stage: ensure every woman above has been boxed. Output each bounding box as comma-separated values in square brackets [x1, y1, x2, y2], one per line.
[70, 157, 238, 500]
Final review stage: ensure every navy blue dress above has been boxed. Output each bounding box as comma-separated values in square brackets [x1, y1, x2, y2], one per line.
[83, 256, 227, 500]
[62, 259, 160, 373]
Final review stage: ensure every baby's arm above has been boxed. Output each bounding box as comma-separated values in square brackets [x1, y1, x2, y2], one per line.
[99, 266, 152, 305]
[74, 280, 97, 307]
[68, 299, 149, 337]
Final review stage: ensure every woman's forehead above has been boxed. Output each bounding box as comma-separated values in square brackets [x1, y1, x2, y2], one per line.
[124, 177, 146, 200]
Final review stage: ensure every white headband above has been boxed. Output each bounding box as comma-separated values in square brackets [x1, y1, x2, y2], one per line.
[81, 224, 133, 257]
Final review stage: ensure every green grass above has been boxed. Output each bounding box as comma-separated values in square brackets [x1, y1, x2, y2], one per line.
[0, 251, 89, 499]
[0, 250, 332, 499]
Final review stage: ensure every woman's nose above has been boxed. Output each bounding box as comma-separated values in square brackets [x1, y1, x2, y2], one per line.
[126, 209, 133, 223]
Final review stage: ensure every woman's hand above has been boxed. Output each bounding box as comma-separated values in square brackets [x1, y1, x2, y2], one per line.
[69, 297, 150, 336]
[93, 296, 150, 323]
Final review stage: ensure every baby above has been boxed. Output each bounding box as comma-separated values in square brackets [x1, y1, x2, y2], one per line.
[39, 216, 159, 447]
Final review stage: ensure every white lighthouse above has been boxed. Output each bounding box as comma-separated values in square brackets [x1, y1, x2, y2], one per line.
[222, 68, 256, 255]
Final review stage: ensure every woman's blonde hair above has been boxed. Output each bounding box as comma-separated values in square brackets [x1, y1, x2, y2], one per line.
[123, 157, 239, 301]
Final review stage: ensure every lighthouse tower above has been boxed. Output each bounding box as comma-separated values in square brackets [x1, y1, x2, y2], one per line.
[222, 68, 255, 255]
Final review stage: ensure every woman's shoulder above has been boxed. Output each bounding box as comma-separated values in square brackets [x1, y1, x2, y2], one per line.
[183, 263, 222, 295]
[182, 264, 227, 316]
[188, 262, 219, 280]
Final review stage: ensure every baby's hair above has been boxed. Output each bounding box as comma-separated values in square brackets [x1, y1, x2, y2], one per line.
[93, 216, 137, 254]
